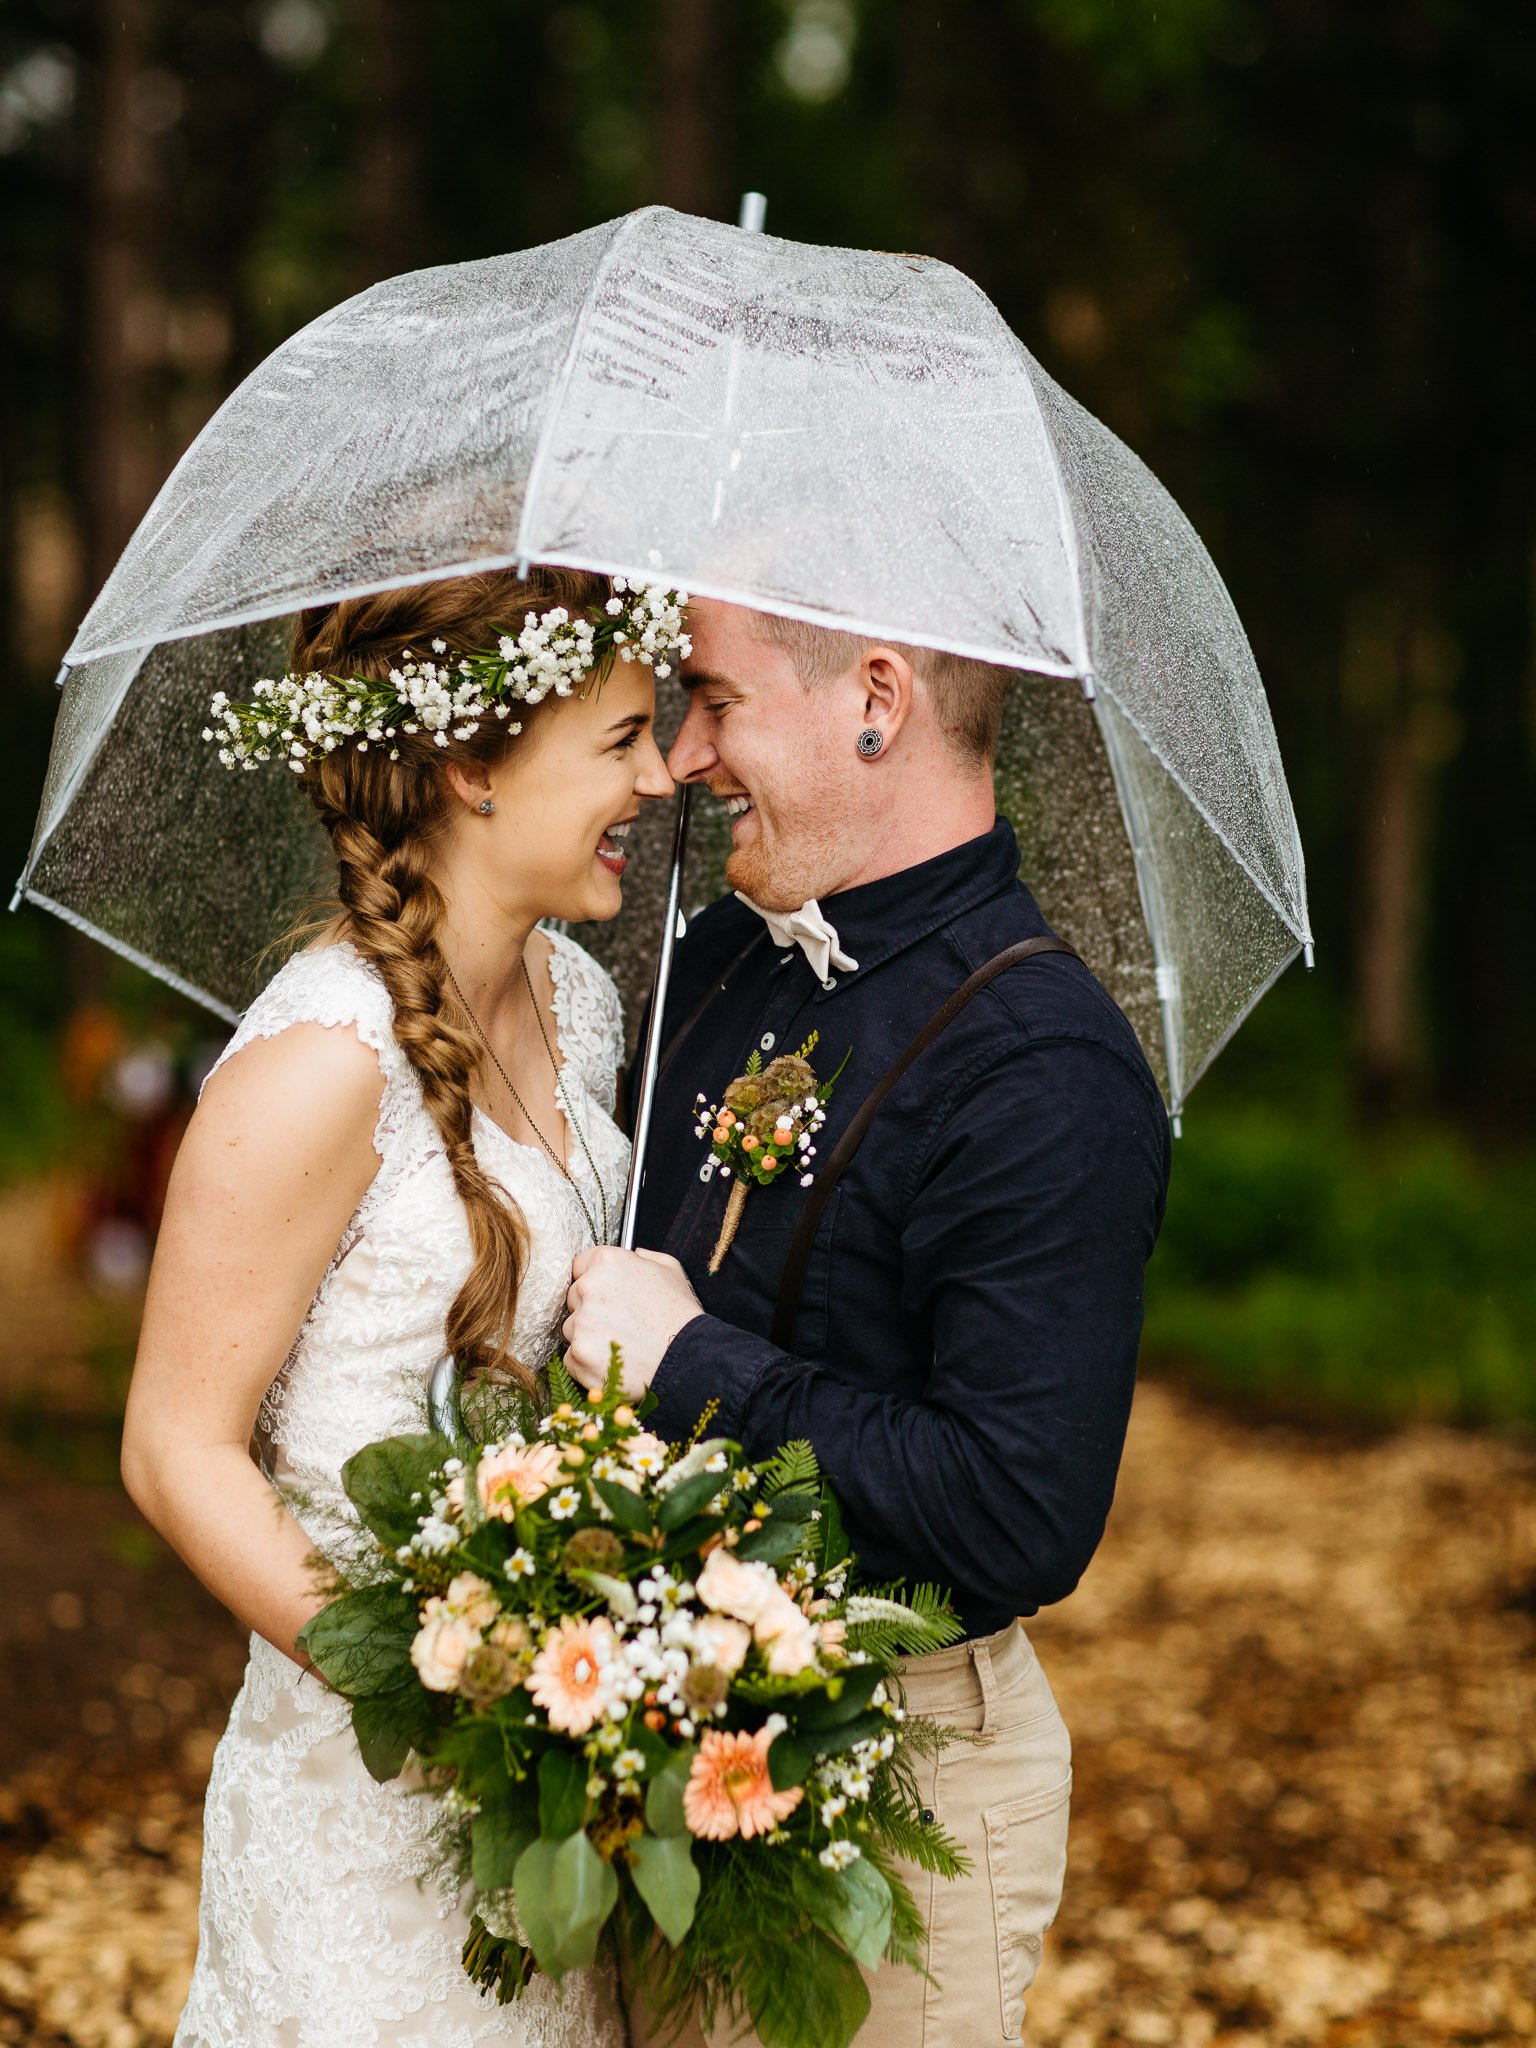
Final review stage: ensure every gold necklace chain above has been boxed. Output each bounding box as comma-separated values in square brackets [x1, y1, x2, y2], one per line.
[443, 958, 609, 1248]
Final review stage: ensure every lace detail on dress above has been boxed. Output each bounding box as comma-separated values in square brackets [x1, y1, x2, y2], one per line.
[545, 926, 625, 1117]
[177, 939, 630, 2048]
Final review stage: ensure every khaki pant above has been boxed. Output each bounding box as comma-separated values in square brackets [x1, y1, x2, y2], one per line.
[626, 1622, 1072, 2047]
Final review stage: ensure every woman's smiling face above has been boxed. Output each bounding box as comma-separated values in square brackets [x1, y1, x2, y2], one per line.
[451, 660, 675, 925]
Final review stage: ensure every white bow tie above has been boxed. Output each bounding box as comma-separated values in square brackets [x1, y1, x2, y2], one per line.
[735, 893, 860, 982]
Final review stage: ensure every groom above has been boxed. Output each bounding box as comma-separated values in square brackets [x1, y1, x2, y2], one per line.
[563, 599, 1170, 2045]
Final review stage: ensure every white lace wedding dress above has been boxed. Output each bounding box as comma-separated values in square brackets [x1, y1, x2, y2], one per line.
[175, 932, 631, 2048]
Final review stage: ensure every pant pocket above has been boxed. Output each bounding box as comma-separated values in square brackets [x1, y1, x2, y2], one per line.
[983, 1772, 1072, 2042]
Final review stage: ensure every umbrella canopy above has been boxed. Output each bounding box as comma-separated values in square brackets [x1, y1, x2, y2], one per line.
[18, 204, 1310, 1114]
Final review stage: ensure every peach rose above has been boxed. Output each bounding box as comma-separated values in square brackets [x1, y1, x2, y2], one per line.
[695, 1548, 778, 1627]
[476, 1441, 564, 1519]
[444, 1572, 499, 1631]
[692, 1613, 752, 1675]
[410, 1600, 481, 1692]
[753, 1590, 818, 1676]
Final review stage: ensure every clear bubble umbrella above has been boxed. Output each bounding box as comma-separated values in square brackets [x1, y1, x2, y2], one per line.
[17, 201, 1311, 1143]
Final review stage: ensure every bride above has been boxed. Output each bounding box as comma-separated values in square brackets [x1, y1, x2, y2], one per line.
[120, 567, 676, 2045]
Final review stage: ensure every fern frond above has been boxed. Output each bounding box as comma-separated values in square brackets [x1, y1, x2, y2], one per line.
[760, 1439, 821, 1496]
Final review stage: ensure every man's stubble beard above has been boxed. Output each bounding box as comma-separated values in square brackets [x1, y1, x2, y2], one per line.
[724, 803, 852, 912]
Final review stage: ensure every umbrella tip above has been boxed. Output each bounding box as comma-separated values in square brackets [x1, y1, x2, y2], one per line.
[1080, 673, 1098, 702]
[8, 882, 25, 914]
[738, 191, 767, 233]
[53, 660, 71, 691]
[1303, 941, 1315, 970]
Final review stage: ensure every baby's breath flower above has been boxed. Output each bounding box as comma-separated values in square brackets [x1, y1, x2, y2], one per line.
[205, 584, 689, 770]
[818, 1840, 861, 1870]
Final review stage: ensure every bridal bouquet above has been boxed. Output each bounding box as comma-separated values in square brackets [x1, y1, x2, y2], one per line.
[297, 1354, 966, 2048]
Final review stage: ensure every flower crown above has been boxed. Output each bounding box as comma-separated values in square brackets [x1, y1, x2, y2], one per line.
[205, 577, 690, 772]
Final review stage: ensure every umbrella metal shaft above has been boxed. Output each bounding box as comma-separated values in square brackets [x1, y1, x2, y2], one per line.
[618, 781, 693, 1248]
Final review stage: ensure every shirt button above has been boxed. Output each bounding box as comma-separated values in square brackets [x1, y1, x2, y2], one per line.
[759, 1031, 776, 1051]
[821, 976, 837, 991]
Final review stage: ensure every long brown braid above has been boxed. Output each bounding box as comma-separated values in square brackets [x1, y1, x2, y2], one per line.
[289, 565, 612, 1395]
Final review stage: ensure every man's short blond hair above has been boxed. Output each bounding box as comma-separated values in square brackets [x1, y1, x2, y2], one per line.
[754, 613, 1012, 764]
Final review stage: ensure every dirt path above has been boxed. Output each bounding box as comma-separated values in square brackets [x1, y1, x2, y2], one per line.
[0, 1179, 1532, 2044]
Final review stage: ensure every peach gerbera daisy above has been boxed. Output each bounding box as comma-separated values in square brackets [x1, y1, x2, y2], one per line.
[683, 1727, 804, 1841]
[476, 1441, 564, 1520]
[526, 1614, 618, 1734]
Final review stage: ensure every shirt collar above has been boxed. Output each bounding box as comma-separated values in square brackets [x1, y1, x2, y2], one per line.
[801, 816, 1040, 989]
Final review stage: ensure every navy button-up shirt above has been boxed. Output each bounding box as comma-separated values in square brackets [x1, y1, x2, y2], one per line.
[633, 818, 1170, 1640]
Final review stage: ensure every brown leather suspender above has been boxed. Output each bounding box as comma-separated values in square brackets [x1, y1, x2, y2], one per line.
[769, 936, 1081, 1349]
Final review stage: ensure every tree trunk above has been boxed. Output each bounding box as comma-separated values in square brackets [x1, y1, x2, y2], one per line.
[353, 0, 427, 285]
[654, 0, 721, 217]
[1350, 586, 1459, 1114]
[81, 0, 154, 610]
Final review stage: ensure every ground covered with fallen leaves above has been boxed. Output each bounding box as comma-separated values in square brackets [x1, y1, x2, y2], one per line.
[0, 1183, 1532, 2045]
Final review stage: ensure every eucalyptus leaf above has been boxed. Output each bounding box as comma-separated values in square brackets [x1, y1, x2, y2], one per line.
[767, 1733, 812, 1792]
[644, 1745, 695, 1837]
[791, 1855, 893, 1970]
[538, 1748, 588, 1839]
[350, 1689, 424, 1783]
[513, 1831, 618, 1975]
[627, 1830, 700, 1945]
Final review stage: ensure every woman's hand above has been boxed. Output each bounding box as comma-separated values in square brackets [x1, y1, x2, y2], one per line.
[121, 1021, 385, 1667]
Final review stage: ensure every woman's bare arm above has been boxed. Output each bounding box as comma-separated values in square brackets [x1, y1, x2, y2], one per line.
[121, 1022, 386, 1665]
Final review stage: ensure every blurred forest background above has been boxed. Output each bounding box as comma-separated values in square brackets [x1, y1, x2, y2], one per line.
[2, 9, 1535, 2046]
[2, 0, 1533, 1427]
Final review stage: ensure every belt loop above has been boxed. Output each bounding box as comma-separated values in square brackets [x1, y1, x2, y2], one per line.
[971, 1636, 999, 1737]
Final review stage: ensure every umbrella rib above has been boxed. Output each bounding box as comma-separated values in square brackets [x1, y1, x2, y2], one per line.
[514, 209, 650, 570]
[16, 887, 241, 1024]
[1093, 678, 1311, 942]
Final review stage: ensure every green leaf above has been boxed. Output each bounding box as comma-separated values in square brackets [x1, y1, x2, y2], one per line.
[627, 1830, 701, 1945]
[350, 1686, 432, 1783]
[805, 1709, 891, 1758]
[591, 1475, 653, 1534]
[761, 1487, 819, 1523]
[473, 1808, 536, 1892]
[340, 1434, 446, 1549]
[747, 1925, 870, 2048]
[644, 1744, 695, 1837]
[538, 1748, 588, 1839]
[767, 1733, 813, 1791]
[816, 1481, 850, 1571]
[298, 1586, 417, 1697]
[655, 1467, 723, 1531]
[792, 1855, 893, 1970]
[746, 1048, 763, 1076]
[792, 1664, 884, 1732]
[514, 1831, 618, 1977]
[734, 1518, 812, 1566]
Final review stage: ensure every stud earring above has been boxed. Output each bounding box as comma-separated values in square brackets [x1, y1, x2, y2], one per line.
[856, 727, 884, 759]
[477, 798, 495, 815]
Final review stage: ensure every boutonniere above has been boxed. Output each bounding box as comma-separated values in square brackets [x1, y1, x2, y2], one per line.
[692, 1032, 850, 1273]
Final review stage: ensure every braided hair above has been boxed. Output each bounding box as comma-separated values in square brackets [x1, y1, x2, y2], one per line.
[290, 565, 612, 1393]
